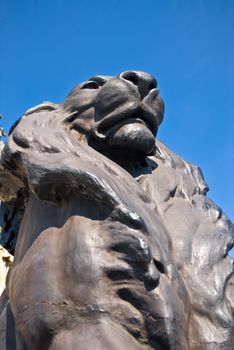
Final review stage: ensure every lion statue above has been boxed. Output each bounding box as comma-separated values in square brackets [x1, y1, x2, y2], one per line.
[0, 71, 233, 349]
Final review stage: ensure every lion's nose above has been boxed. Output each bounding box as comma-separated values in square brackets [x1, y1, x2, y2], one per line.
[119, 70, 157, 99]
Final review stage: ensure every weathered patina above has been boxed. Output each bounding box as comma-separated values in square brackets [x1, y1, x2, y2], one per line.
[0, 71, 233, 349]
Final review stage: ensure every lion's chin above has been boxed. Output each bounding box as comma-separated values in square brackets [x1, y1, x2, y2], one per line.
[108, 123, 155, 155]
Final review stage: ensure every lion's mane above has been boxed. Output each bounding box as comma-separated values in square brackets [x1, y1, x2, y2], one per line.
[0, 86, 233, 349]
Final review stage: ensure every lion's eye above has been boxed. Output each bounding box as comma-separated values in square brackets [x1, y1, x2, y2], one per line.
[81, 81, 99, 90]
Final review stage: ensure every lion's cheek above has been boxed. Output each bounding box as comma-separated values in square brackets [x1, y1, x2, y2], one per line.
[108, 123, 155, 155]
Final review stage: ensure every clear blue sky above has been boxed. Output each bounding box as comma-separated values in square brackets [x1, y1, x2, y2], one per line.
[0, 1, 233, 228]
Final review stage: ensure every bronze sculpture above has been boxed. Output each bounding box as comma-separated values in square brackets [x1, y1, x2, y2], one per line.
[0, 71, 233, 349]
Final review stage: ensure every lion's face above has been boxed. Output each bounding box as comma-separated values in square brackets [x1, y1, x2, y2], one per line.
[62, 71, 164, 163]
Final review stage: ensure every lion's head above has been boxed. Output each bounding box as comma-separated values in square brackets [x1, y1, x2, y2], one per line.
[61, 70, 164, 163]
[0, 71, 164, 208]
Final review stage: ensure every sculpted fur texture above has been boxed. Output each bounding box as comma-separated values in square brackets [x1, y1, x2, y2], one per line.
[0, 71, 233, 350]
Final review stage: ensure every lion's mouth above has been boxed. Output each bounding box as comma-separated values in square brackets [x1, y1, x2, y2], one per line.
[92, 108, 158, 141]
